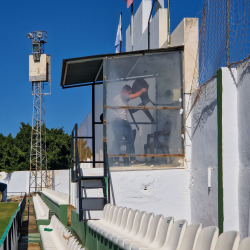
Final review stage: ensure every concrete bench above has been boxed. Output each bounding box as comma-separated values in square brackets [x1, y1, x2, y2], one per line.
[41, 188, 69, 226]
[33, 194, 50, 231]
[39, 215, 84, 250]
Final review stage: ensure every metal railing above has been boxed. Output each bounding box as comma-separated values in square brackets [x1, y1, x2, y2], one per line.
[0, 193, 26, 250]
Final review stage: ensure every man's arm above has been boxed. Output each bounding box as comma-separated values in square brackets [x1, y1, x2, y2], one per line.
[129, 88, 147, 99]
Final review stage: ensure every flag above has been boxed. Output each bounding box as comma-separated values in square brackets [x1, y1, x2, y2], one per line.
[126, 0, 133, 8]
[115, 13, 122, 53]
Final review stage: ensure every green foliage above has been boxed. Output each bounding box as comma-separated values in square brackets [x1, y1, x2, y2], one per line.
[0, 123, 71, 172]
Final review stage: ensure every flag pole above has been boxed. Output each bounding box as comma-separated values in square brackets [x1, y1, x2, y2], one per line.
[131, 2, 134, 51]
[120, 12, 122, 53]
[167, 0, 170, 46]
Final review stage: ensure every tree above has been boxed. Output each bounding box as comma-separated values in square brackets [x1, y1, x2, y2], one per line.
[0, 134, 18, 173]
[14, 122, 32, 171]
[46, 127, 71, 170]
[0, 123, 71, 172]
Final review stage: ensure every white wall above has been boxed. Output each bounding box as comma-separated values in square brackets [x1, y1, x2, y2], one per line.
[126, 0, 168, 51]
[171, 18, 199, 93]
[237, 60, 250, 238]
[0, 171, 29, 194]
[221, 68, 239, 232]
[54, 169, 70, 194]
[110, 169, 191, 221]
[190, 67, 248, 235]
[0, 170, 70, 196]
[191, 79, 218, 227]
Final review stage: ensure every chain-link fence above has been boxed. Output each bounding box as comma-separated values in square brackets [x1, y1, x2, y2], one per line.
[229, 0, 250, 66]
[186, 0, 250, 122]
[198, 0, 250, 88]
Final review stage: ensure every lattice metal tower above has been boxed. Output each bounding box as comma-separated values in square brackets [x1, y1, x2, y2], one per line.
[27, 31, 53, 193]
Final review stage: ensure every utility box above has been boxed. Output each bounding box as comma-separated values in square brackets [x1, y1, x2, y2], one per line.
[29, 54, 51, 82]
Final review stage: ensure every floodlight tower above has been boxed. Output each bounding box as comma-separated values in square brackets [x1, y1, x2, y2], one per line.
[27, 31, 53, 193]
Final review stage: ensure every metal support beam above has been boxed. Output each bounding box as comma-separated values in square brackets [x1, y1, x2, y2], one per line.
[29, 82, 53, 193]
[148, 0, 157, 50]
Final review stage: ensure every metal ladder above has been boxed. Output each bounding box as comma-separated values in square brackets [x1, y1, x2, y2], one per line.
[71, 123, 108, 221]
[78, 175, 107, 221]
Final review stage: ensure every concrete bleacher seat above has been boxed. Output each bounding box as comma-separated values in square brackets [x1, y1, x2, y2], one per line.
[194, 226, 218, 250]
[238, 237, 250, 250]
[33, 194, 49, 220]
[214, 231, 240, 250]
[41, 188, 69, 226]
[42, 188, 69, 205]
[33, 194, 50, 231]
[39, 215, 84, 250]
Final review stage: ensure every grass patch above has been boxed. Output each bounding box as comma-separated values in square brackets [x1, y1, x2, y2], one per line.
[0, 203, 19, 239]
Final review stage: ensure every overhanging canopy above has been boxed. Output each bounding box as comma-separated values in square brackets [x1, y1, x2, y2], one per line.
[60, 46, 184, 88]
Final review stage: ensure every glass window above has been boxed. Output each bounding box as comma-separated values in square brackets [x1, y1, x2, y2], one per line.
[103, 51, 184, 168]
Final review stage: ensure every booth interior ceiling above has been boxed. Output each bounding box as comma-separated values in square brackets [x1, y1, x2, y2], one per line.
[186, 0, 250, 123]
[103, 51, 184, 168]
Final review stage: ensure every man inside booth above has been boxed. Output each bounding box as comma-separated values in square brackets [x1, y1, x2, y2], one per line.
[112, 84, 147, 166]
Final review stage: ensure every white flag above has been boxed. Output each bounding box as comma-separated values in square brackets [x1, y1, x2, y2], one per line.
[115, 13, 122, 53]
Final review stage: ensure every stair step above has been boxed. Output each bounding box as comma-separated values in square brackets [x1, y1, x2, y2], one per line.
[81, 197, 107, 200]
[81, 208, 105, 211]
[80, 176, 105, 180]
[82, 186, 106, 189]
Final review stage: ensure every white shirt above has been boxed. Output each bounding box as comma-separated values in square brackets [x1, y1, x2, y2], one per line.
[112, 94, 130, 121]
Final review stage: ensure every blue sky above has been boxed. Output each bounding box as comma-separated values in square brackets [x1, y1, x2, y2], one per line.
[0, 0, 203, 137]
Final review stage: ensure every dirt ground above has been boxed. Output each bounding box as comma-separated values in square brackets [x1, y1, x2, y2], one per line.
[18, 196, 41, 250]
[67, 204, 76, 226]
[7, 195, 23, 202]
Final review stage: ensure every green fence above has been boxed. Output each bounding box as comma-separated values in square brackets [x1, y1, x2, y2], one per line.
[0, 193, 26, 250]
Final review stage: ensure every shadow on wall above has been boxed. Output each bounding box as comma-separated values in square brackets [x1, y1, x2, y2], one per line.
[191, 79, 217, 138]
[237, 60, 250, 239]
[238, 63, 250, 88]
[3, 172, 12, 183]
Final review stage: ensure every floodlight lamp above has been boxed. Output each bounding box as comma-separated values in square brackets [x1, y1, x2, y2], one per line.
[37, 32, 43, 38]
[27, 33, 33, 39]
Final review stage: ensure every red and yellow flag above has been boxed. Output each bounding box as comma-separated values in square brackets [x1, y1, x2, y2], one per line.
[126, 0, 133, 8]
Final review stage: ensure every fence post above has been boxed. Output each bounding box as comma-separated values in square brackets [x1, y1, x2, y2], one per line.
[226, 0, 230, 66]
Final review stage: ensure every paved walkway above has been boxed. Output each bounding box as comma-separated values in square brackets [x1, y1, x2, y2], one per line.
[18, 197, 41, 250]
